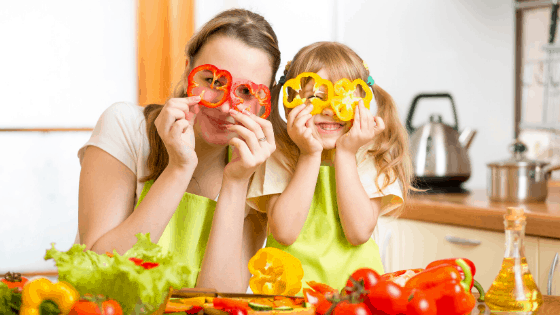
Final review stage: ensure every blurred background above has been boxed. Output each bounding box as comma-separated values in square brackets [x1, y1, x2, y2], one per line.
[1, 0, 558, 274]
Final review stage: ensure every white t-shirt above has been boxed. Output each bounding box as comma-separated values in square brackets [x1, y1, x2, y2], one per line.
[78, 102, 151, 206]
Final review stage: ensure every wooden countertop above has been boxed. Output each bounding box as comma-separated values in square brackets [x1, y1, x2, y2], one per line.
[392, 184, 560, 239]
[472, 294, 560, 314]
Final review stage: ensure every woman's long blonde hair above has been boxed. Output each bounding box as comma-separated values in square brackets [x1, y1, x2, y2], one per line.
[268, 42, 413, 215]
[141, 9, 281, 182]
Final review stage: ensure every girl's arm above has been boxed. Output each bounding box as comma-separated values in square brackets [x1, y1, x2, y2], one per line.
[335, 103, 386, 246]
[267, 153, 321, 245]
[334, 149, 381, 246]
[79, 146, 196, 254]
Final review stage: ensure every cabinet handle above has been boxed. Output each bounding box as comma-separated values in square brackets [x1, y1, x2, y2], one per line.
[381, 229, 392, 271]
[445, 235, 481, 246]
[548, 252, 559, 295]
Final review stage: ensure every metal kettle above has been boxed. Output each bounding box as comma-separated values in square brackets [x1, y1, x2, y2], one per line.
[405, 93, 477, 191]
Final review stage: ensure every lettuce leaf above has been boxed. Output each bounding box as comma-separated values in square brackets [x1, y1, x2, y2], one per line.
[45, 233, 194, 315]
[0, 283, 20, 315]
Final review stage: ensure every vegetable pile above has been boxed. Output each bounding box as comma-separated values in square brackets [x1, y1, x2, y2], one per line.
[303, 258, 484, 315]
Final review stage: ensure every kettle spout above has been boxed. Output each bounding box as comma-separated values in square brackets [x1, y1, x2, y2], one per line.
[458, 127, 477, 150]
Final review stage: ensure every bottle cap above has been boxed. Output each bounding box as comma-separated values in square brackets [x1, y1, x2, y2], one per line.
[505, 207, 525, 220]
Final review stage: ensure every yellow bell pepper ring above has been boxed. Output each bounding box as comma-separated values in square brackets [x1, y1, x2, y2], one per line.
[248, 248, 304, 296]
[331, 78, 373, 121]
[20, 278, 79, 315]
[282, 72, 334, 115]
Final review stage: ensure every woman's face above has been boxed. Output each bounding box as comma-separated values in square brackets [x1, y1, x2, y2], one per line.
[187, 36, 273, 146]
[298, 68, 351, 150]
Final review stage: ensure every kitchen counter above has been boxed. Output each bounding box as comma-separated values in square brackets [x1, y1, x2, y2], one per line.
[391, 183, 560, 239]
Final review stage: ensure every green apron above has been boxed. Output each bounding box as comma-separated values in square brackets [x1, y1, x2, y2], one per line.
[265, 166, 385, 294]
[135, 180, 216, 288]
[134, 148, 232, 287]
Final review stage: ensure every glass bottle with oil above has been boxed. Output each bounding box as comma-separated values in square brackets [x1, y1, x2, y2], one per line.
[485, 207, 543, 313]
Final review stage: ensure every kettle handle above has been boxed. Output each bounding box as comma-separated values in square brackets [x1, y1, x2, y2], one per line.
[405, 93, 459, 134]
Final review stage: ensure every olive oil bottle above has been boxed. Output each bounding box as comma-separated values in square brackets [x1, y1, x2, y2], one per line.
[485, 207, 543, 313]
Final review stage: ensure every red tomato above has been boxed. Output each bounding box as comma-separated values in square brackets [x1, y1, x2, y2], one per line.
[406, 290, 437, 315]
[345, 268, 381, 294]
[223, 307, 248, 315]
[333, 301, 372, 315]
[315, 298, 333, 315]
[68, 299, 123, 315]
[365, 281, 407, 315]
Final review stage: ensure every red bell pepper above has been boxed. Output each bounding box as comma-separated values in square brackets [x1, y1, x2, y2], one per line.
[404, 264, 463, 292]
[306, 281, 338, 295]
[425, 258, 484, 301]
[187, 64, 233, 108]
[213, 298, 250, 311]
[230, 80, 272, 119]
[379, 268, 424, 283]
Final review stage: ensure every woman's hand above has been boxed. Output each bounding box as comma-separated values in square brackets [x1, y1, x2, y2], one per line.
[336, 101, 385, 154]
[224, 109, 276, 181]
[154, 96, 201, 169]
[287, 104, 323, 156]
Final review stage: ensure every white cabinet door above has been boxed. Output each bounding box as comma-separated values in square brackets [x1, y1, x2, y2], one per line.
[538, 237, 560, 295]
[383, 218, 539, 291]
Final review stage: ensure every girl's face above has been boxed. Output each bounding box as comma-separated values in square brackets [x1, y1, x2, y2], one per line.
[187, 36, 273, 146]
[299, 68, 352, 150]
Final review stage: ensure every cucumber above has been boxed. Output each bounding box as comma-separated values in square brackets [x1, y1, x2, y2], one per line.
[248, 302, 273, 311]
[274, 306, 294, 311]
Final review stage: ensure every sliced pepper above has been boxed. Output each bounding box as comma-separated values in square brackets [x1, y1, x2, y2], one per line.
[20, 278, 79, 315]
[230, 80, 272, 119]
[248, 248, 304, 296]
[330, 78, 373, 121]
[187, 64, 233, 108]
[213, 298, 250, 311]
[379, 268, 424, 283]
[283, 72, 334, 115]
[404, 264, 463, 292]
[305, 281, 337, 295]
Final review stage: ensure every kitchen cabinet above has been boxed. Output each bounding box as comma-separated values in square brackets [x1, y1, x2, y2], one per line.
[538, 237, 560, 295]
[377, 216, 540, 291]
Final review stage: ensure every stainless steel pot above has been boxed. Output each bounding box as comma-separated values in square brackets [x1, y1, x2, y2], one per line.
[487, 140, 560, 202]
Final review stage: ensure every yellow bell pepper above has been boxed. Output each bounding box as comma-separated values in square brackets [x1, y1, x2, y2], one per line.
[283, 72, 334, 115]
[20, 278, 79, 315]
[248, 248, 304, 296]
[331, 78, 373, 121]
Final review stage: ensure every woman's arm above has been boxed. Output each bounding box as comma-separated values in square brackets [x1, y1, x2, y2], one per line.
[267, 153, 321, 245]
[79, 146, 196, 254]
[334, 149, 381, 246]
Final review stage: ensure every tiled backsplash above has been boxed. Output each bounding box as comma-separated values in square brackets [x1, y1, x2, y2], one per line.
[519, 128, 560, 180]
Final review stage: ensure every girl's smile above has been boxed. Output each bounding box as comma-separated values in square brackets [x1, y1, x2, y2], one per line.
[315, 121, 347, 134]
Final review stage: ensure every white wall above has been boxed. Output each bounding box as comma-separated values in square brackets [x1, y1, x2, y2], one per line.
[0, 1, 136, 272]
[0, 0, 515, 273]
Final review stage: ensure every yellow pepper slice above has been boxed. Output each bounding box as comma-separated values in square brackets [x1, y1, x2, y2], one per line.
[283, 72, 334, 115]
[248, 248, 304, 296]
[20, 278, 79, 315]
[331, 78, 373, 121]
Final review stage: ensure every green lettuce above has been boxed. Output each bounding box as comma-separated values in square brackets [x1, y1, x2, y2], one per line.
[45, 233, 194, 315]
[0, 283, 20, 315]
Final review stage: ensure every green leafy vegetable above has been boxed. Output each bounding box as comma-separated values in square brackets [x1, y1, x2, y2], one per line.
[0, 282, 20, 315]
[45, 233, 194, 315]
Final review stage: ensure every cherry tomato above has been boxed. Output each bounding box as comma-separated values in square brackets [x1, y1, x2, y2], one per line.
[406, 290, 437, 315]
[333, 301, 372, 315]
[365, 281, 407, 315]
[68, 298, 123, 315]
[345, 268, 381, 295]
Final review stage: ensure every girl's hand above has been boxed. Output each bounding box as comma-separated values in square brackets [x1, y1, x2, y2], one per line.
[287, 104, 323, 156]
[336, 101, 385, 154]
[154, 96, 201, 169]
[224, 109, 276, 181]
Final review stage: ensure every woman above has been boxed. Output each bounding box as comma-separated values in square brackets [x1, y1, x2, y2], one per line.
[77, 9, 280, 292]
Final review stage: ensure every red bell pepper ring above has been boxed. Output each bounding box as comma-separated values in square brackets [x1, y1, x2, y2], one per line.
[230, 80, 272, 119]
[187, 64, 233, 108]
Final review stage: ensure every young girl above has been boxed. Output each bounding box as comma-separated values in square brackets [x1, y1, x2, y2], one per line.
[247, 41, 413, 293]
[77, 9, 280, 292]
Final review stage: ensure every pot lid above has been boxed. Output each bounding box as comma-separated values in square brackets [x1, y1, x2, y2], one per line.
[487, 140, 549, 168]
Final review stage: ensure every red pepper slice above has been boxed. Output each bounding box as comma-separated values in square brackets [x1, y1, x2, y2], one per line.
[379, 268, 424, 282]
[187, 64, 232, 108]
[306, 281, 338, 295]
[213, 298, 250, 311]
[230, 80, 272, 119]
